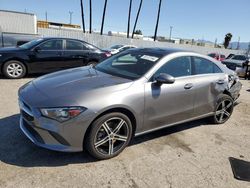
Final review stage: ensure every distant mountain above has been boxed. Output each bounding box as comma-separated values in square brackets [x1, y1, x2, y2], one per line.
[228, 42, 250, 50]
[196, 39, 214, 44]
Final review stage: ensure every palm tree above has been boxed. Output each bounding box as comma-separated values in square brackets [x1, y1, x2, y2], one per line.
[127, 0, 133, 38]
[89, 0, 92, 33]
[100, 0, 108, 35]
[223, 33, 233, 49]
[132, 0, 143, 39]
[80, 0, 85, 33]
[154, 0, 162, 41]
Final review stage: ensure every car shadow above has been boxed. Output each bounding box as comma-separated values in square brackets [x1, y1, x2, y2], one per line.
[0, 114, 209, 167]
[130, 119, 207, 146]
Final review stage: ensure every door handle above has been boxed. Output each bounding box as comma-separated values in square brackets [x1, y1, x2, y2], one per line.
[184, 83, 193, 89]
[216, 79, 225, 84]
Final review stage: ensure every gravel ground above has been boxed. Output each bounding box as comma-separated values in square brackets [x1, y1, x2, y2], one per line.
[0, 76, 250, 188]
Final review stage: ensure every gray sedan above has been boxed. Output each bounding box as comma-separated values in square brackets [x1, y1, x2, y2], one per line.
[18, 48, 242, 159]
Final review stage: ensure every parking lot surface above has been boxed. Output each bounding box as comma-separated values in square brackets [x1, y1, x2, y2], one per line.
[0, 77, 250, 188]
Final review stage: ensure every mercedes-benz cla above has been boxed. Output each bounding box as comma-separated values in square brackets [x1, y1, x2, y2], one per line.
[18, 48, 242, 159]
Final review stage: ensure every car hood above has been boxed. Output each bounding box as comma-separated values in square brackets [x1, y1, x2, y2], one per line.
[19, 66, 133, 107]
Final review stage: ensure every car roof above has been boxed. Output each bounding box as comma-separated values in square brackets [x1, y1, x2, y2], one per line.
[40, 37, 101, 49]
[41, 37, 83, 41]
[130, 47, 190, 56]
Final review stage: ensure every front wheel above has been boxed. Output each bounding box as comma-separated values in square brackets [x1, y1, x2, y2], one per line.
[3, 60, 26, 79]
[210, 94, 234, 124]
[85, 112, 133, 160]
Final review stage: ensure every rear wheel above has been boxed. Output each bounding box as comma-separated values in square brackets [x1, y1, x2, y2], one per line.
[3, 60, 26, 79]
[210, 94, 234, 124]
[87, 61, 98, 66]
[85, 112, 133, 159]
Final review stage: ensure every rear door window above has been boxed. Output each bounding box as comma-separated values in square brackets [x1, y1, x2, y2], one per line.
[66, 40, 88, 50]
[193, 57, 222, 74]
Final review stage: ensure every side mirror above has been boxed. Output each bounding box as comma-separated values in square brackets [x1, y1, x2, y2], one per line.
[155, 73, 175, 85]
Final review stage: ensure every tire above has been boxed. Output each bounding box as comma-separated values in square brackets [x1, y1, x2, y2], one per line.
[210, 94, 234, 124]
[87, 61, 98, 66]
[85, 112, 133, 160]
[3, 60, 26, 79]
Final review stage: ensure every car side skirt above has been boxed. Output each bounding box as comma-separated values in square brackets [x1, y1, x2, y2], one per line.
[135, 112, 214, 137]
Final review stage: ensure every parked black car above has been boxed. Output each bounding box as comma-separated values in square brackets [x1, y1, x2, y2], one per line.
[0, 37, 111, 78]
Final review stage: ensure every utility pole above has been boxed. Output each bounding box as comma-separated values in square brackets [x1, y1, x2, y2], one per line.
[132, 0, 143, 39]
[100, 0, 108, 35]
[169, 26, 173, 40]
[89, 0, 92, 33]
[45, 11, 48, 22]
[69, 11, 73, 24]
[247, 42, 250, 56]
[214, 38, 217, 48]
[80, 0, 85, 33]
[127, 0, 133, 38]
[154, 0, 162, 41]
[236, 36, 240, 50]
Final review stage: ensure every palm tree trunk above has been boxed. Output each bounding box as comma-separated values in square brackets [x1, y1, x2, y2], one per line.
[154, 0, 162, 41]
[132, 0, 143, 39]
[80, 0, 85, 33]
[100, 0, 108, 35]
[127, 0, 133, 38]
[89, 0, 92, 33]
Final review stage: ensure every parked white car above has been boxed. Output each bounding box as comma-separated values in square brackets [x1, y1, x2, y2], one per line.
[105, 45, 137, 55]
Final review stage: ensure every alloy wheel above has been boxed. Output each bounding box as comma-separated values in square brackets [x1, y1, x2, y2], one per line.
[215, 99, 233, 123]
[94, 117, 129, 155]
[6, 63, 23, 78]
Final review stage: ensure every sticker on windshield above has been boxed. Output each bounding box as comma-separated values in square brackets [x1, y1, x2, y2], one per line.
[140, 55, 159, 62]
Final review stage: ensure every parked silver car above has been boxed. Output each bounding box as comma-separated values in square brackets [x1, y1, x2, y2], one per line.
[222, 54, 249, 77]
[18, 48, 242, 159]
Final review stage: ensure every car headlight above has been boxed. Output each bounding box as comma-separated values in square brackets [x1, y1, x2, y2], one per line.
[40, 107, 86, 122]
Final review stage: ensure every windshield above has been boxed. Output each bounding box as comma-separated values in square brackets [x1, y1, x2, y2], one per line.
[95, 50, 163, 80]
[231, 55, 246, 61]
[110, 45, 123, 50]
[208, 54, 216, 58]
[19, 38, 44, 49]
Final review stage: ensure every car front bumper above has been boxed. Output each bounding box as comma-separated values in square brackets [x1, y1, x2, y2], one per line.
[19, 99, 95, 152]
